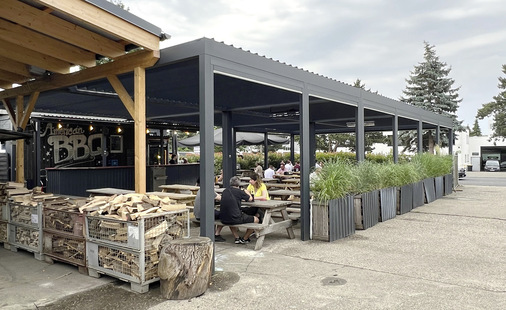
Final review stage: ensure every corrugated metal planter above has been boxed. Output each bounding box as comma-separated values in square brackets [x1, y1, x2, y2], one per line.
[379, 187, 396, 222]
[435, 176, 444, 199]
[311, 196, 355, 242]
[443, 174, 453, 195]
[423, 178, 436, 203]
[397, 184, 413, 215]
[353, 191, 379, 230]
[412, 181, 424, 208]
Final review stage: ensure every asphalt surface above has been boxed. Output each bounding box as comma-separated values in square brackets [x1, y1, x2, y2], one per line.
[1, 172, 505, 309]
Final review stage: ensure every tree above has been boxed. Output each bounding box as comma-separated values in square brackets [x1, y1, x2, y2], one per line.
[469, 119, 482, 137]
[477, 64, 506, 141]
[399, 42, 464, 153]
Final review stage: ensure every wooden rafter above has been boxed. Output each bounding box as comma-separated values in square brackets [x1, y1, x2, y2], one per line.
[36, 0, 160, 52]
[0, 18, 97, 68]
[0, 39, 70, 74]
[0, 50, 160, 100]
[0, 0, 126, 58]
[0, 56, 31, 77]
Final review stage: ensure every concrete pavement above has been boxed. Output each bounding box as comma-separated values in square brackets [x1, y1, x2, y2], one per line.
[1, 182, 505, 309]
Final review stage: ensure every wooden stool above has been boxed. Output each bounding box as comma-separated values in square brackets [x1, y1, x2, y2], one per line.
[158, 236, 213, 299]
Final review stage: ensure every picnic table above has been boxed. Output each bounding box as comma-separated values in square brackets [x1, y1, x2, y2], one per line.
[268, 189, 301, 201]
[240, 199, 295, 250]
[86, 187, 135, 196]
[159, 184, 200, 195]
[266, 183, 301, 190]
[146, 191, 196, 206]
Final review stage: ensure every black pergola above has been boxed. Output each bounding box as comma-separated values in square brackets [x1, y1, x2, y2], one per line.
[3, 38, 454, 242]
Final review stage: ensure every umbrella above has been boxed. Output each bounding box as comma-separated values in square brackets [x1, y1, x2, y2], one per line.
[178, 128, 289, 147]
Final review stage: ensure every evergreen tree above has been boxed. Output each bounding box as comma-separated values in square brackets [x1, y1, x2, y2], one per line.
[469, 119, 482, 137]
[477, 64, 506, 140]
[399, 42, 464, 153]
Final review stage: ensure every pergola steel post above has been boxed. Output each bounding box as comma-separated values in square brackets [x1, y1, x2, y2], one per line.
[290, 133, 295, 163]
[435, 125, 440, 146]
[264, 133, 269, 169]
[392, 114, 399, 163]
[355, 99, 365, 162]
[448, 128, 454, 154]
[222, 111, 233, 188]
[199, 54, 215, 241]
[417, 120, 423, 153]
[300, 89, 310, 241]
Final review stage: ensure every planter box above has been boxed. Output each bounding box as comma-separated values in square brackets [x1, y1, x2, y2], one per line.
[423, 178, 436, 204]
[443, 174, 453, 196]
[379, 187, 396, 222]
[354, 191, 379, 230]
[312, 196, 355, 242]
[435, 176, 444, 199]
[397, 184, 413, 215]
[412, 181, 424, 208]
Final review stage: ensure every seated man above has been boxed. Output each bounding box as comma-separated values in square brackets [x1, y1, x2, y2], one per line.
[194, 178, 225, 242]
[220, 176, 259, 244]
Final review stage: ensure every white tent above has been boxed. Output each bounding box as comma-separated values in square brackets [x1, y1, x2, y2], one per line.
[178, 128, 289, 147]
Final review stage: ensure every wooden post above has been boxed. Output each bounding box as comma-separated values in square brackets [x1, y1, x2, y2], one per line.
[158, 236, 213, 300]
[16, 95, 24, 183]
[134, 66, 146, 193]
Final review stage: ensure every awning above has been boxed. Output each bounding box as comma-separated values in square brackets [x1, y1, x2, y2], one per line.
[178, 128, 289, 147]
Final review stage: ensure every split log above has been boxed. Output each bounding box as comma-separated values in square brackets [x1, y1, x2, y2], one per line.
[158, 236, 213, 300]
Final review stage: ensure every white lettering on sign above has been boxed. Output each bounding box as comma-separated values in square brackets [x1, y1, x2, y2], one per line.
[42, 123, 104, 165]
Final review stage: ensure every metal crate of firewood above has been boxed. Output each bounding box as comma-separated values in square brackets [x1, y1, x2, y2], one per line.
[43, 205, 85, 237]
[85, 209, 189, 251]
[8, 223, 44, 260]
[86, 242, 161, 293]
[7, 202, 44, 259]
[43, 231, 87, 274]
[0, 220, 7, 244]
[85, 209, 189, 293]
[1, 203, 7, 221]
[8, 202, 43, 228]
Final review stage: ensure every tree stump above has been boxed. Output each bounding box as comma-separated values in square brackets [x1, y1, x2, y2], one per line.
[158, 236, 213, 300]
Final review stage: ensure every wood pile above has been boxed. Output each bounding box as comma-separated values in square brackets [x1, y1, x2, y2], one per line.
[0, 221, 6, 242]
[0, 182, 31, 203]
[14, 226, 39, 248]
[79, 193, 187, 220]
[98, 245, 159, 281]
[44, 233, 85, 264]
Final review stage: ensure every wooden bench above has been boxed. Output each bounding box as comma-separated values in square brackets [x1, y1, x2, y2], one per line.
[214, 218, 292, 250]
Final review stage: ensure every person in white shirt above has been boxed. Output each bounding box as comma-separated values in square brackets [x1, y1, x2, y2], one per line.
[264, 165, 275, 179]
[285, 160, 293, 172]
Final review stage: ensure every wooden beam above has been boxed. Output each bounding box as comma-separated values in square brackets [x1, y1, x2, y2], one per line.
[0, 39, 71, 74]
[0, 56, 31, 77]
[36, 0, 161, 52]
[1, 98, 16, 126]
[0, 50, 160, 100]
[0, 0, 125, 58]
[0, 69, 31, 85]
[20, 92, 40, 130]
[16, 96, 24, 183]
[134, 67, 147, 193]
[107, 75, 135, 118]
[0, 18, 97, 68]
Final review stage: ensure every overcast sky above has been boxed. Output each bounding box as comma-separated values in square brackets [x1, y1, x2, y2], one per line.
[122, 0, 506, 135]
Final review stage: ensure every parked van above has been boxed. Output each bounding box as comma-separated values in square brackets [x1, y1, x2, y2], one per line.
[484, 160, 500, 172]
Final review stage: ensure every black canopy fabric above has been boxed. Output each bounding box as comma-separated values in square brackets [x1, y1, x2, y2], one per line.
[178, 128, 288, 147]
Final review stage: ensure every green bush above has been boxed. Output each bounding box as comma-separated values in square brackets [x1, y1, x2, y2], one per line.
[311, 158, 354, 203]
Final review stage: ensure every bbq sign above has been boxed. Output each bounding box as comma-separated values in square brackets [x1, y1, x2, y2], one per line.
[41, 123, 103, 167]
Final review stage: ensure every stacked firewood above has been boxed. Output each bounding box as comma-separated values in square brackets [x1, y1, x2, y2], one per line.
[79, 193, 187, 220]
[15, 227, 39, 248]
[0, 182, 31, 204]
